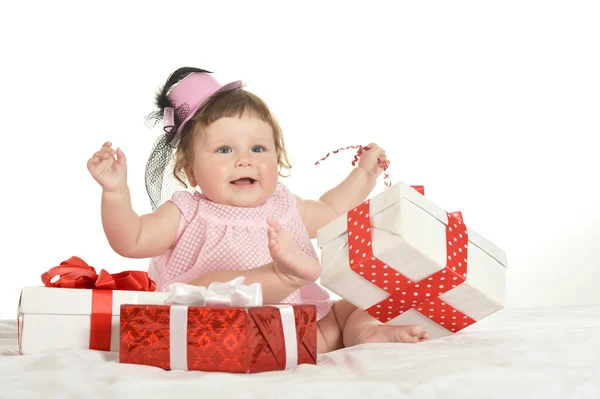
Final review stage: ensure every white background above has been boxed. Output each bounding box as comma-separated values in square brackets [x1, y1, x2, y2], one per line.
[0, 0, 598, 319]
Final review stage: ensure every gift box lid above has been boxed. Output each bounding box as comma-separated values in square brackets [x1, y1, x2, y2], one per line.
[18, 286, 169, 316]
[316, 181, 507, 268]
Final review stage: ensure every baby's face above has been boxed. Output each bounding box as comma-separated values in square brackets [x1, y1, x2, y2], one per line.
[188, 112, 279, 207]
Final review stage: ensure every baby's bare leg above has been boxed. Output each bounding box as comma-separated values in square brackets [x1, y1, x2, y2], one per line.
[316, 300, 357, 353]
[317, 300, 428, 353]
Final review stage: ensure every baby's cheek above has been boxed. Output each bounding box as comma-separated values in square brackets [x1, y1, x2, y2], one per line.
[258, 160, 279, 183]
[198, 162, 225, 179]
[194, 162, 227, 190]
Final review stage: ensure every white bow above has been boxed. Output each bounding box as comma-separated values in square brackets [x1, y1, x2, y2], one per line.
[163, 276, 263, 307]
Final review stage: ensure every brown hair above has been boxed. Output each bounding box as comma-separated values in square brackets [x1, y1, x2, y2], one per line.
[172, 87, 292, 187]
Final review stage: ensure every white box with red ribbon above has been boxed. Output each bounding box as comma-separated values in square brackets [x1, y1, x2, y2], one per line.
[17, 256, 168, 354]
[317, 181, 507, 339]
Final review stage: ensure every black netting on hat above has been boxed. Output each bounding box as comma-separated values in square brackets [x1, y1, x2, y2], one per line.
[142, 67, 216, 210]
[143, 103, 194, 211]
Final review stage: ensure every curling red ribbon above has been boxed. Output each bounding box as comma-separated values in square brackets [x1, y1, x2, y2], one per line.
[41, 256, 156, 351]
[346, 187, 476, 333]
[315, 145, 392, 188]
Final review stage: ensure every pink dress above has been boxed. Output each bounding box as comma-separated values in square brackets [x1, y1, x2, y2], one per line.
[148, 183, 335, 321]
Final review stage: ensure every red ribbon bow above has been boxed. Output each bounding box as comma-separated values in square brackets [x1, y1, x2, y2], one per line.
[41, 256, 156, 351]
[41, 256, 156, 292]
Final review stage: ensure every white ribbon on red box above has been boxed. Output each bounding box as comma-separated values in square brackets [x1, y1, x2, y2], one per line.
[164, 277, 298, 371]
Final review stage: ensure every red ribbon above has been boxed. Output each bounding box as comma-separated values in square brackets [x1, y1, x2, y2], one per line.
[41, 256, 156, 351]
[347, 187, 476, 333]
[315, 145, 392, 188]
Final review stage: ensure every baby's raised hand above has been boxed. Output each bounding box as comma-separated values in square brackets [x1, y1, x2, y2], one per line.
[87, 141, 128, 193]
[358, 142, 390, 178]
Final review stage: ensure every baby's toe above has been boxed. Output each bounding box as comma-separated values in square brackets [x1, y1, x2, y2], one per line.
[408, 325, 423, 337]
[266, 216, 281, 229]
[270, 242, 281, 257]
[268, 227, 279, 238]
[396, 325, 425, 343]
[408, 326, 428, 342]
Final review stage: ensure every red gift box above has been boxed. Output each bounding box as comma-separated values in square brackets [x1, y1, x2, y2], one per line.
[119, 303, 317, 373]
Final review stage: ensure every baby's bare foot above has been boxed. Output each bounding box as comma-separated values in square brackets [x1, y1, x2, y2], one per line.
[358, 324, 429, 344]
[267, 216, 320, 287]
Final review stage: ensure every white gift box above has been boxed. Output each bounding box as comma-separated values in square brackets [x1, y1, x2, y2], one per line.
[17, 286, 169, 354]
[317, 182, 507, 339]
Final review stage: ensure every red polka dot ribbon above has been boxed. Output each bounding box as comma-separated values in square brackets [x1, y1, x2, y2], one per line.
[347, 187, 476, 333]
[315, 145, 391, 188]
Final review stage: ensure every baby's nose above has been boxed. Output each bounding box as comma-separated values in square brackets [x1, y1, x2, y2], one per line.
[236, 154, 252, 167]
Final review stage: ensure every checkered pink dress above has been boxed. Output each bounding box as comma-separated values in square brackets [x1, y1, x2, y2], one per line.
[148, 183, 334, 320]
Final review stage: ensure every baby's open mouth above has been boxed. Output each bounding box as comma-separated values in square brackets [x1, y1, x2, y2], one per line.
[230, 178, 256, 186]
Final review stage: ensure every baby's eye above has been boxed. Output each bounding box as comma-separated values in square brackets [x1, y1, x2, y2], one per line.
[217, 146, 232, 154]
[251, 145, 265, 153]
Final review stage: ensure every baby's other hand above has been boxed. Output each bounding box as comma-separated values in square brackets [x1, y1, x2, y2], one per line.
[87, 141, 128, 193]
[357, 143, 390, 178]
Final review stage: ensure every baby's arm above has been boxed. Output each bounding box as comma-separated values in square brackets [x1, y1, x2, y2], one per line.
[88, 142, 181, 258]
[101, 189, 181, 258]
[298, 143, 387, 238]
[103, 189, 300, 302]
[103, 193, 298, 302]
[297, 167, 375, 238]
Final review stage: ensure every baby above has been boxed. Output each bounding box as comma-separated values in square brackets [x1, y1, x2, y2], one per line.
[87, 67, 428, 353]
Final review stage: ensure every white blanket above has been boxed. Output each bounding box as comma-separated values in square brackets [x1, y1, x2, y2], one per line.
[1, 306, 599, 399]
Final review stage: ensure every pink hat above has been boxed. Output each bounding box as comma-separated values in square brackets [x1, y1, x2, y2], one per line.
[165, 72, 242, 146]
